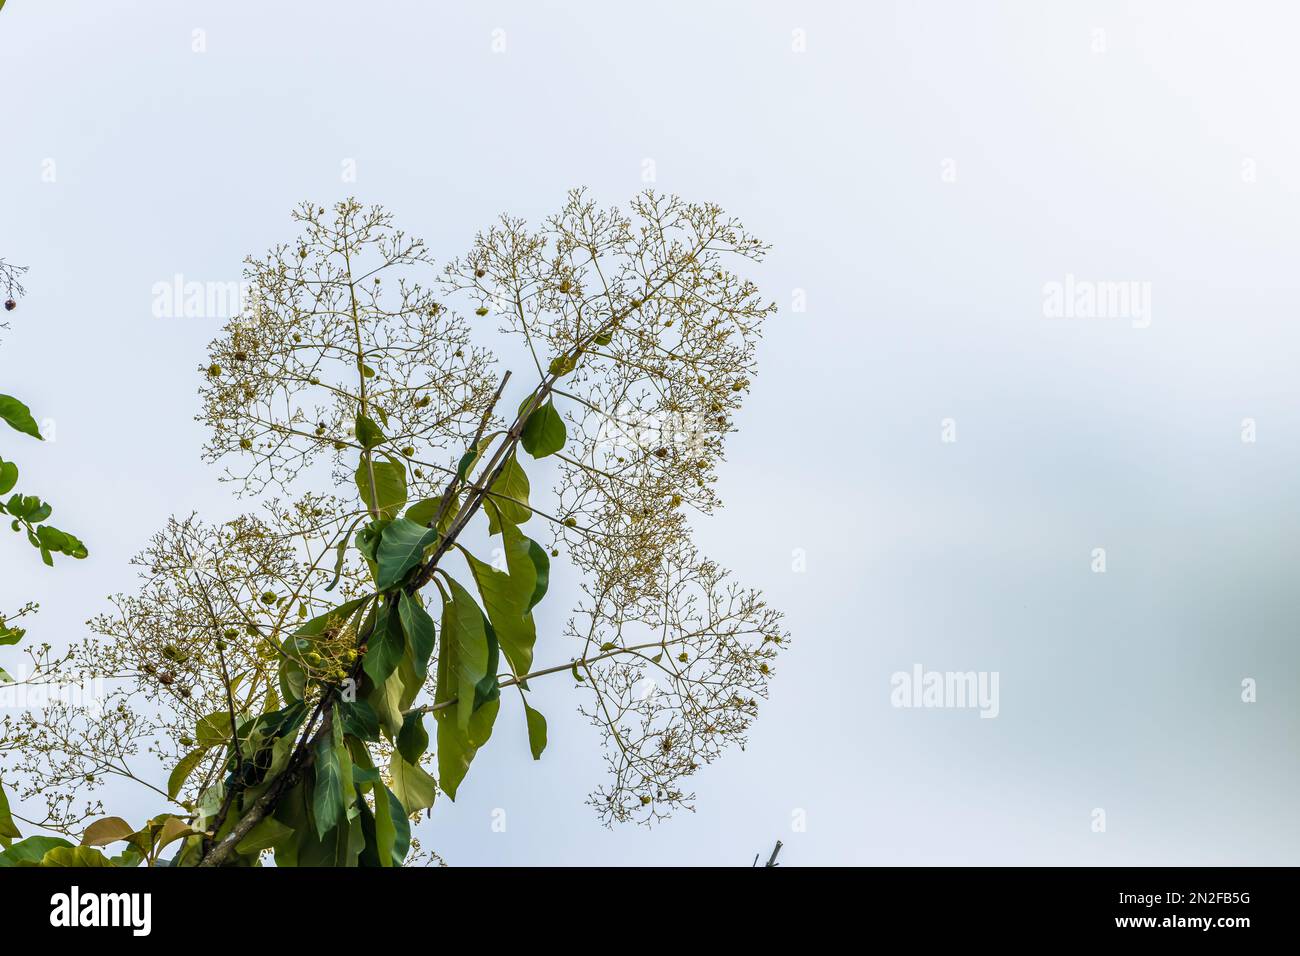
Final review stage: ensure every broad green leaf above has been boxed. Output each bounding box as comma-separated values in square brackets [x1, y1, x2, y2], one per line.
[34, 846, 115, 867]
[167, 748, 206, 801]
[334, 730, 355, 821]
[0, 835, 72, 867]
[441, 577, 494, 730]
[109, 847, 145, 868]
[354, 518, 387, 570]
[0, 781, 20, 845]
[362, 600, 405, 687]
[387, 753, 437, 814]
[80, 816, 135, 847]
[520, 400, 566, 458]
[485, 452, 531, 533]
[456, 432, 498, 482]
[406, 494, 459, 534]
[35, 524, 87, 561]
[372, 784, 409, 867]
[355, 414, 386, 450]
[0, 459, 17, 495]
[396, 711, 428, 765]
[356, 791, 381, 867]
[271, 781, 308, 867]
[355, 455, 407, 520]
[477, 618, 502, 710]
[432, 581, 500, 799]
[375, 517, 438, 591]
[524, 701, 548, 760]
[194, 779, 226, 834]
[464, 519, 538, 676]
[0, 395, 41, 439]
[288, 779, 360, 868]
[264, 732, 297, 784]
[196, 711, 232, 749]
[312, 709, 346, 840]
[434, 697, 499, 801]
[404, 496, 439, 527]
[235, 816, 293, 855]
[154, 815, 199, 856]
[396, 590, 435, 684]
[339, 699, 380, 742]
[526, 537, 550, 612]
[368, 665, 406, 740]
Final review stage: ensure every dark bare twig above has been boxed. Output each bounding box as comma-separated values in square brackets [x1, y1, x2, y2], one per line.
[752, 840, 782, 867]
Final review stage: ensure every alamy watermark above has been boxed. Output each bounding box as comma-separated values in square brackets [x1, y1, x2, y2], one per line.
[890, 664, 1000, 718]
[0, 671, 108, 716]
[151, 274, 252, 320]
[1042, 274, 1151, 328]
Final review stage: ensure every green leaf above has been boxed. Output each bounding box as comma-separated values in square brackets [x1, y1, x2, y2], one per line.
[432, 579, 500, 800]
[387, 753, 437, 814]
[526, 537, 550, 612]
[406, 494, 458, 534]
[520, 400, 566, 458]
[396, 590, 435, 685]
[109, 847, 145, 868]
[0, 395, 42, 439]
[0, 459, 17, 495]
[372, 784, 410, 867]
[339, 699, 380, 742]
[0, 780, 21, 845]
[368, 665, 405, 740]
[196, 711, 232, 749]
[0, 621, 25, 647]
[312, 708, 347, 840]
[355, 454, 407, 520]
[456, 433, 498, 482]
[0, 835, 72, 867]
[524, 701, 547, 760]
[167, 749, 206, 801]
[362, 600, 405, 687]
[441, 577, 495, 730]
[396, 711, 429, 765]
[271, 781, 308, 867]
[463, 517, 539, 676]
[405, 496, 437, 526]
[355, 414, 386, 450]
[80, 816, 135, 847]
[33, 846, 116, 867]
[235, 816, 293, 855]
[375, 517, 438, 591]
[485, 452, 531, 533]
[434, 697, 499, 801]
[34, 525, 87, 561]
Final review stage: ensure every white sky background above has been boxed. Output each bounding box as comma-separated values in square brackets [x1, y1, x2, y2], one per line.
[3, 0, 1299, 865]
